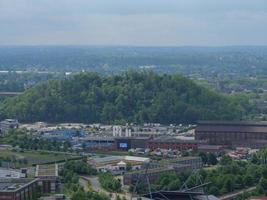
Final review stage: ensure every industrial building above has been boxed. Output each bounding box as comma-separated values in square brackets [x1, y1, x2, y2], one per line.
[80, 136, 150, 151]
[147, 137, 199, 151]
[142, 191, 219, 200]
[0, 119, 19, 134]
[123, 165, 189, 185]
[80, 137, 115, 150]
[0, 178, 38, 200]
[115, 137, 149, 151]
[197, 145, 224, 155]
[195, 121, 267, 148]
[112, 125, 166, 138]
[89, 156, 150, 174]
[35, 164, 60, 193]
[0, 168, 26, 179]
[123, 157, 202, 185]
[41, 129, 86, 141]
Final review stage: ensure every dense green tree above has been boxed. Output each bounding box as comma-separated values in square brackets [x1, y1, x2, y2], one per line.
[99, 173, 122, 192]
[198, 152, 208, 165]
[257, 178, 267, 195]
[243, 174, 254, 187]
[0, 72, 252, 123]
[220, 155, 232, 166]
[208, 186, 220, 196]
[72, 189, 87, 200]
[167, 179, 181, 191]
[207, 153, 218, 165]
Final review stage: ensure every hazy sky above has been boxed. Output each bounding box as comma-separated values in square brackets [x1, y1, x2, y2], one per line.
[0, 0, 267, 46]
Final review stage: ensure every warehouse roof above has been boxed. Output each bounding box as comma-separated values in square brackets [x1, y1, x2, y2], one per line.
[143, 191, 219, 200]
[0, 179, 37, 192]
[35, 164, 58, 177]
[149, 137, 199, 144]
[90, 155, 150, 165]
[196, 121, 267, 133]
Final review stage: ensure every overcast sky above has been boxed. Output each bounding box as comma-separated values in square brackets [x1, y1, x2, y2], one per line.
[0, 0, 267, 46]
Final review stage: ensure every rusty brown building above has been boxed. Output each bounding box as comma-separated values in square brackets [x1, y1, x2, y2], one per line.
[195, 121, 267, 148]
[147, 137, 199, 151]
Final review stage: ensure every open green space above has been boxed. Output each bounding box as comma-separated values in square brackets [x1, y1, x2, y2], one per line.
[0, 149, 77, 168]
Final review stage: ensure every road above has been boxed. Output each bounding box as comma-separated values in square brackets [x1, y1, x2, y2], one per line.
[219, 186, 256, 200]
[80, 176, 132, 200]
[80, 176, 102, 192]
[79, 177, 90, 192]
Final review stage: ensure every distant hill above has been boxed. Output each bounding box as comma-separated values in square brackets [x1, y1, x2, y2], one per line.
[0, 46, 267, 76]
[0, 72, 254, 123]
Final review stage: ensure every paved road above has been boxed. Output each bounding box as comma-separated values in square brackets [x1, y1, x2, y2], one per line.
[79, 177, 90, 191]
[219, 186, 256, 200]
[81, 176, 102, 192]
[80, 176, 133, 200]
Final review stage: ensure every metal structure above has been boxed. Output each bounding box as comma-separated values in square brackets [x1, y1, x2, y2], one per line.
[131, 164, 212, 200]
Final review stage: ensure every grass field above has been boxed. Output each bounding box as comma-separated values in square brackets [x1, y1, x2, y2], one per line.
[0, 149, 78, 168]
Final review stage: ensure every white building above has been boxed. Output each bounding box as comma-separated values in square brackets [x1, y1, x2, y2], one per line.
[113, 126, 122, 137]
[0, 168, 25, 179]
[89, 156, 150, 173]
[0, 119, 19, 134]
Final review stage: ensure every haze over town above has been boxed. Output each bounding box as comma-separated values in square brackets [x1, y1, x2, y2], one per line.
[1, 1, 267, 200]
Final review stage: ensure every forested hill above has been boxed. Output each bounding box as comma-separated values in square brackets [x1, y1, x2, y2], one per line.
[0, 72, 253, 123]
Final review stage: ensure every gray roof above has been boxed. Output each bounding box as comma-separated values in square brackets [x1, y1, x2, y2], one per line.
[142, 191, 219, 200]
[149, 137, 199, 144]
[197, 120, 267, 126]
[0, 179, 37, 192]
[90, 156, 124, 163]
[196, 121, 267, 133]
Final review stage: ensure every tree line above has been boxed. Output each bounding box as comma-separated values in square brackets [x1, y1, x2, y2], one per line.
[0, 71, 254, 123]
[135, 150, 267, 197]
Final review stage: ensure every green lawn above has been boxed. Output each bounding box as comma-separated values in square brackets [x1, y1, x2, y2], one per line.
[0, 149, 77, 168]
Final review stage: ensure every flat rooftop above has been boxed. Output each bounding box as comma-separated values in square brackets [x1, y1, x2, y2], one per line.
[196, 121, 267, 133]
[197, 121, 267, 126]
[90, 155, 150, 165]
[0, 179, 37, 192]
[80, 136, 115, 141]
[150, 137, 199, 144]
[36, 164, 58, 177]
[0, 168, 23, 179]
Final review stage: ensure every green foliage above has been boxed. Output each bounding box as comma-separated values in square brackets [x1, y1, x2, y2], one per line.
[61, 160, 97, 197]
[2, 129, 71, 152]
[198, 152, 218, 165]
[257, 178, 267, 195]
[99, 172, 122, 192]
[64, 160, 97, 175]
[71, 189, 110, 200]
[207, 153, 218, 165]
[126, 162, 132, 171]
[220, 155, 233, 166]
[198, 152, 208, 164]
[0, 72, 253, 123]
[151, 151, 267, 197]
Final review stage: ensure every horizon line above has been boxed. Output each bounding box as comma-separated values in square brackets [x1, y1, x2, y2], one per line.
[0, 44, 267, 48]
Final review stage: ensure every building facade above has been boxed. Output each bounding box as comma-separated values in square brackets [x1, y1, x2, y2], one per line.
[195, 121, 267, 148]
[35, 164, 60, 193]
[0, 179, 38, 200]
[123, 157, 202, 185]
[147, 138, 199, 151]
[0, 119, 19, 134]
